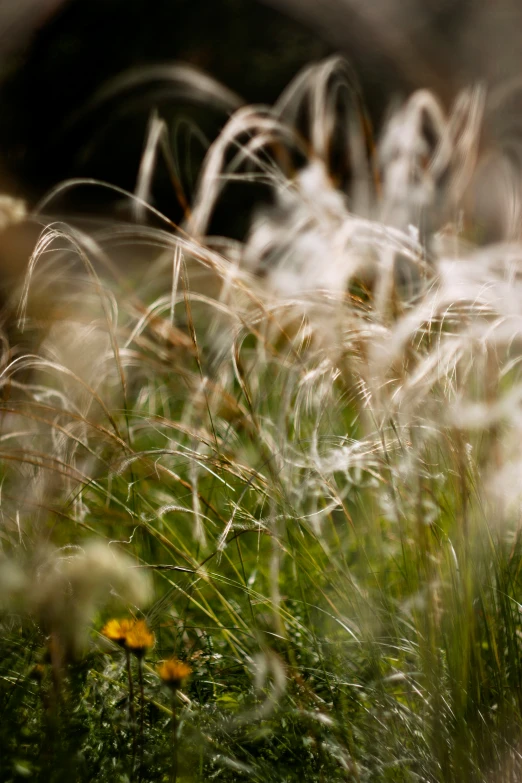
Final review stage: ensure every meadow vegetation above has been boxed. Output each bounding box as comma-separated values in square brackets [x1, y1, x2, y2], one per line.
[2, 57, 522, 782]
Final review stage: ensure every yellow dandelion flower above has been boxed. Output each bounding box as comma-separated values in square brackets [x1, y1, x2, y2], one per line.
[101, 618, 135, 647]
[124, 619, 155, 658]
[157, 658, 192, 689]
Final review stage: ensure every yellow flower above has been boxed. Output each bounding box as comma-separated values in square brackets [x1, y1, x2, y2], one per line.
[101, 618, 135, 647]
[157, 658, 192, 689]
[124, 619, 155, 659]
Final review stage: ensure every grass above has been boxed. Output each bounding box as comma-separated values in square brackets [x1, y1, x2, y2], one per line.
[1, 56, 522, 782]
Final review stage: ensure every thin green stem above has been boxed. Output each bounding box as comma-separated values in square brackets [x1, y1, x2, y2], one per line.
[125, 648, 137, 778]
[138, 659, 145, 782]
[171, 690, 179, 783]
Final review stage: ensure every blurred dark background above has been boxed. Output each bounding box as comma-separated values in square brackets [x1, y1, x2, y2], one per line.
[0, 0, 522, 231]
[0, 0, 332, 216]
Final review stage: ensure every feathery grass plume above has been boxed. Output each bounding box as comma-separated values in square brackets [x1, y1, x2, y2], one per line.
[5, 52, 522, 780]
[0, 194, 26, 231]
[0, 558, 28, 611]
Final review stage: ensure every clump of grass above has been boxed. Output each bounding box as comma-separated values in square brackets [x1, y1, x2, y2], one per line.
[2, 55, 522, 782]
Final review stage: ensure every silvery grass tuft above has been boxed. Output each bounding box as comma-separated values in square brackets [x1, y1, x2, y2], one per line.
[0, 542, 152, 660]
[2, 55, 522, 780]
